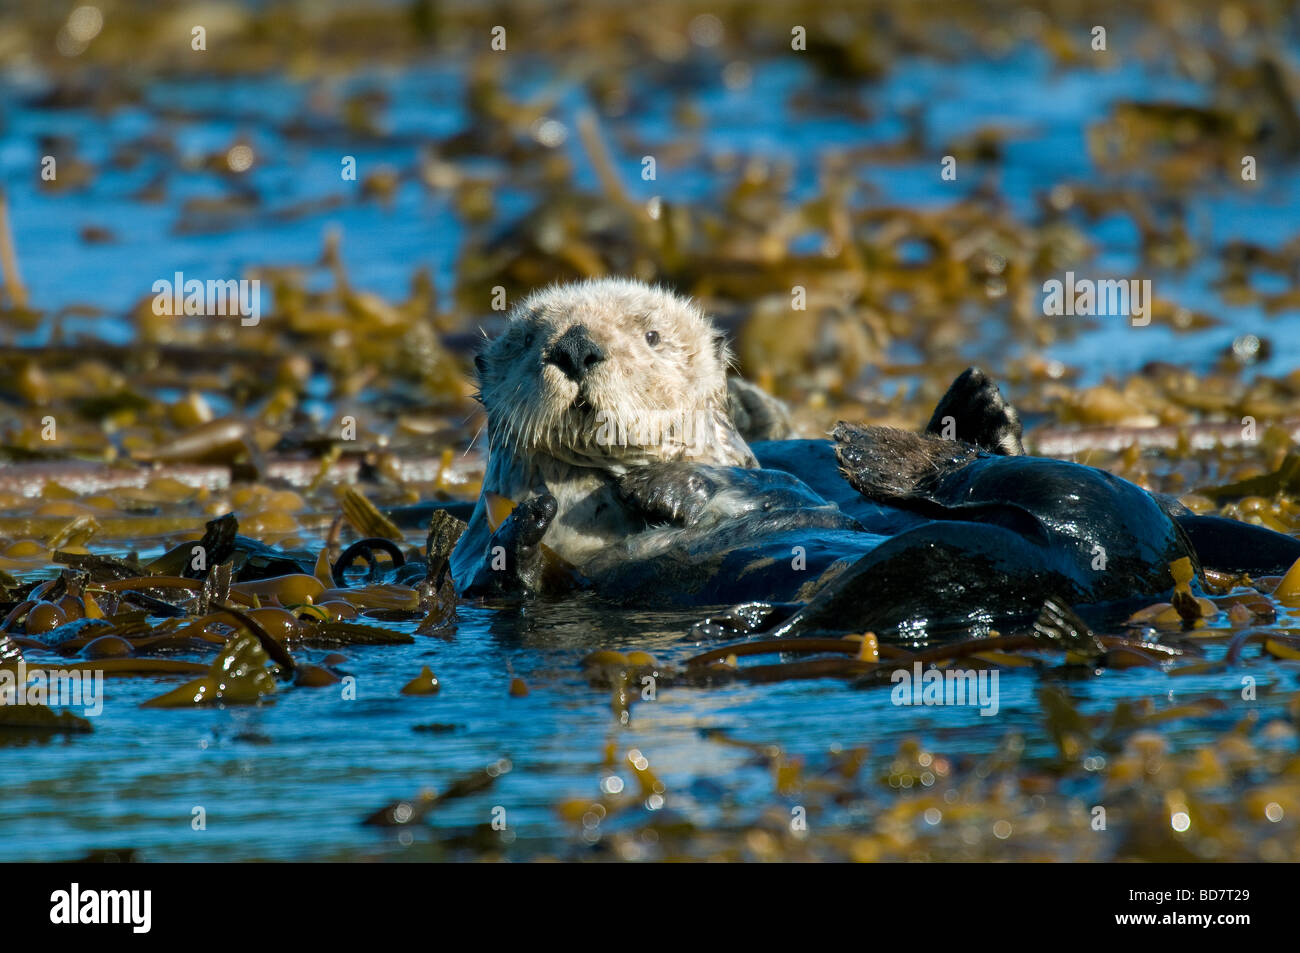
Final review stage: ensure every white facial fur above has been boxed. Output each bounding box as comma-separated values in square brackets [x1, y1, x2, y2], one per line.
[476, 277, 754, 473]
[469, 278, 756, 565]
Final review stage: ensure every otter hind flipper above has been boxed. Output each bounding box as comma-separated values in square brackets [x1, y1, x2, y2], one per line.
[832, 424, 980, 501]
[833, 426, 1051, 539]
[925, 366, 1025, 455]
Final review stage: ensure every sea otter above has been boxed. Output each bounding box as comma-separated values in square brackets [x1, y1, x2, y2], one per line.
[452, 278, 1300, 639]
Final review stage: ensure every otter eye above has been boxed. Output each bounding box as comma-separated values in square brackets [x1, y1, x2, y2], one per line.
[523, 332, 535, 348]
[645, 330, 660, 347]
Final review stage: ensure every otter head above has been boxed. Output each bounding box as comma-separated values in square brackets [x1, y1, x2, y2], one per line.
[475, 278, 757, 473]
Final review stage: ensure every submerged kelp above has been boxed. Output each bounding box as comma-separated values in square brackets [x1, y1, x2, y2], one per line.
[1, 0, 1299, 861]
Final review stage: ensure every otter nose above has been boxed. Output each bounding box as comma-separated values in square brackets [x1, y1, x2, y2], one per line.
[545, 325, 606, 382]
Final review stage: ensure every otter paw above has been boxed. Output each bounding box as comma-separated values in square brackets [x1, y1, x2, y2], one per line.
[506, 492, 558, 549]
[462, 493, 557, 598]
[618, 464, 718, 526]
[924, 366, 1025, 455]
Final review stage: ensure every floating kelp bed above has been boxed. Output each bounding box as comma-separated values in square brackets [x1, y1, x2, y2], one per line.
[2, 476, 1300, 861]
[2, 0, 1300, 861]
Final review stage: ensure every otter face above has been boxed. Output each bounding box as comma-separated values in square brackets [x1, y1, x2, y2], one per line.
[475, 278, 752, 470]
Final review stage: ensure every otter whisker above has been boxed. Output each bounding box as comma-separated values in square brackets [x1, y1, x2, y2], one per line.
[463, 423, 485, 457]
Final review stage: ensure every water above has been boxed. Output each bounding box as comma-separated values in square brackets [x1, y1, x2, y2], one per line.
[5, 591, 1291, 861]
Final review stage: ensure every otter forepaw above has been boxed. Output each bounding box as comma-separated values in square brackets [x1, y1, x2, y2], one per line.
[618, 464, 718, 526]
[924, 366, 1025, 455]
[461, 493, 557, 598]
[506, 493, 557, 548]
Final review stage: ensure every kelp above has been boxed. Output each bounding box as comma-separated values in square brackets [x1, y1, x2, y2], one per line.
[361, 760, 512, 827]
[141, 632, 280, 708]
[296, 621, 414, 647]
[0, 701, 93, 733]
[400, 666, 440, 695]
